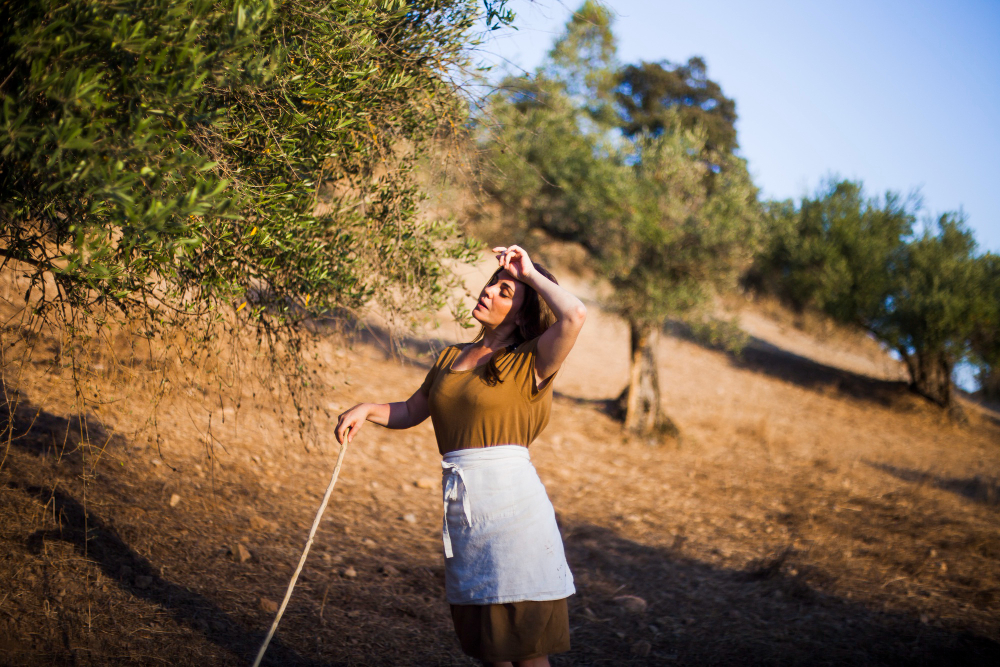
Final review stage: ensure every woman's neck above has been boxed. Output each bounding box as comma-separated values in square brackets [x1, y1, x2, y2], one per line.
[479, 324, 518, 350]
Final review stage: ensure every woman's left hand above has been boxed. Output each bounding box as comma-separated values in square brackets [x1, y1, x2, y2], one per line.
[492, 245, 534, 282]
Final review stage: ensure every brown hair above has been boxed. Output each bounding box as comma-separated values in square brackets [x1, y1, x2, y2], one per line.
[472, 263, 558, 386]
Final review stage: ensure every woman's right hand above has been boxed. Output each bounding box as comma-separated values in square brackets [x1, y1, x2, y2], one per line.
[335, 403, 370, 444]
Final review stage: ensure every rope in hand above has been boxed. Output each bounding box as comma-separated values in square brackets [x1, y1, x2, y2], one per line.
[252, 438, 349, 667]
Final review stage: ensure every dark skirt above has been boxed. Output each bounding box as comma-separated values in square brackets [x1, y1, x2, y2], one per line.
[450, 598, 571, 662]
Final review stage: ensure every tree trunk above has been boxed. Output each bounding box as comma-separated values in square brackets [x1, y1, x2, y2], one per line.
[900, 347, 953, 408]
[616, 320, 678, 442]
[979, 366, 1000, 400]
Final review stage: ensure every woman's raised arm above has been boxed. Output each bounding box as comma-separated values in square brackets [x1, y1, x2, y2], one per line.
[334, 389, 430, 444]
[494, 245, 587, 384]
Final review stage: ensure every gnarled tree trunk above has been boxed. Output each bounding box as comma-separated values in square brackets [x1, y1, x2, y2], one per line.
[616, 320, 678, 442]
[899, 347, 953, 408]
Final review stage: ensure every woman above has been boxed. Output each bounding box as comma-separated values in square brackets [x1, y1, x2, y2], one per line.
[335, 245, 587, 667]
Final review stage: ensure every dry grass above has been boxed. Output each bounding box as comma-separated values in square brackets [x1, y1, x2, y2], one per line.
[1, 262, 999, 665]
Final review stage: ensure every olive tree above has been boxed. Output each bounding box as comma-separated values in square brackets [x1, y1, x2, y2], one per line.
[604, 129, 760, 436]
[478, 2, 762, 440]
[876, 216, 988, 408]
[750, 182, 993, 409]
[970, 253, 1000, 399]
[0, 0, 499, 329]
[0, 0, 511, 448]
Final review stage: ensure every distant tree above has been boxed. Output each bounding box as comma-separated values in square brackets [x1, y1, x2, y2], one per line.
[970, 253, 1000, 399]
[749, 180, 915, 319]
[543, 0, 618, 120]
[479, 2, 762, 440]
[616, 57, 738, 155]
[479, 75, 610, 246]
[875, 216, 986, 408]
[750, 182, 992, 409]
[480, 0, 618, 247]
[599, 127, 761, 437]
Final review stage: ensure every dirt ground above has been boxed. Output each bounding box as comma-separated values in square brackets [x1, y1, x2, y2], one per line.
[1, 263, 999, 666]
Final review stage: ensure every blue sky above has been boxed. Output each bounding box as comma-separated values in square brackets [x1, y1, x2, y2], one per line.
[473, 0, 1000, 253]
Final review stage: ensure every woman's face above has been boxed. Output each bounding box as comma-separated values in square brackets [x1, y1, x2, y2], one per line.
[472, 269, 525, 329]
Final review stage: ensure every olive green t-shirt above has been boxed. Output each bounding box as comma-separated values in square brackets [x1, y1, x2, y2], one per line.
[418, 337, 555, 456]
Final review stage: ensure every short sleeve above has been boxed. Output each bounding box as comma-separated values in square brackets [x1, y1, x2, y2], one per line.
[418, 345, 457, 396]
[499, 337, 555, 401]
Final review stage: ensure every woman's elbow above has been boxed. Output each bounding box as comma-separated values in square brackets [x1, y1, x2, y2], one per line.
[565, 303, 587, 328]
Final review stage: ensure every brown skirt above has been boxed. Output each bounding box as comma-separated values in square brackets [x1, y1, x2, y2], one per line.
[450, 598, 570, 662]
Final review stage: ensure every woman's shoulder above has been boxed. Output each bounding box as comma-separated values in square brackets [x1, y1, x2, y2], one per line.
[497, 336, 554, 399]
[505, 336, 540, 359]
[495, 337, 540, 371]
[431, 343, 467, 368]
[513, 337, 540, 354]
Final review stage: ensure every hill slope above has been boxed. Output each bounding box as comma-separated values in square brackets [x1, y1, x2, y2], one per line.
[1, 264, 999, 665]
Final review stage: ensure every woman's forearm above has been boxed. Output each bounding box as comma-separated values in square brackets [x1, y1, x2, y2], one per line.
[525, 271, 587, 325]
[361, 402, 413, 429]
[336, 391, 429, 444]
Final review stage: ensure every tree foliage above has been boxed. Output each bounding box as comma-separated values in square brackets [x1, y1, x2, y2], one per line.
[749, 180, 916, 322]
[616, 57, 738, 155]
[599, 128, 761, 326]
[1, 0, 486, 334]
[542, 0, 617, 122]
[0, 0, 516, 454]
[970, 253, 1000, 399]
[750, 181, 995, 408]
[876, 216, 989, 408]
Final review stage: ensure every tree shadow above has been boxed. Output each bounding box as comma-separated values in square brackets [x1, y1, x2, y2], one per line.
[730, 336, 913, 408]
[350, 321, 452, 367]
[958, 390, 1000, 428]
[866, 461, 1000, 508]
[559, 520, 1000, 666]
[544, 319, 917, 414]
[0, 380, 127, 469]
[552, 391, 621, 420]
[549, 327, 917, 420]
[6, 482, 324, 666]
[0, 386, 325, 667]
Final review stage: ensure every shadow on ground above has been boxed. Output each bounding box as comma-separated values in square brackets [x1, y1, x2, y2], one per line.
[867, 461, 1000, 508]
[0, 387, 322, 667]
[6, 481, 320, 667]
[550, 327, 916, 419]
[308, 315, 450, 368]
[552, 391, 621, 419]
[731, 337, 915, 408]
[560, 520, 1000, 666]
[0, 380, 127, 468]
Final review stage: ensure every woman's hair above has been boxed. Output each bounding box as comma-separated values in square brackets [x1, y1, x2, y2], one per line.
[472, 263, 558, 386]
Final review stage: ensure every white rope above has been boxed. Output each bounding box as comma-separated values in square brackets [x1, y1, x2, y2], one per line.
[252, 439, 349, 667]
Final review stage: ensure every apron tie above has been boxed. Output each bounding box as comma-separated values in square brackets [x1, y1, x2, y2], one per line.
[441, 460, 472, 559]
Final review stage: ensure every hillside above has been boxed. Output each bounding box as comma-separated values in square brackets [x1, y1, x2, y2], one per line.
[1, 259, 999, 665]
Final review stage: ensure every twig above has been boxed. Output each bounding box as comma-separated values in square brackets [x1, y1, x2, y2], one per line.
[0, 68, 15, 91]
[319, 584, 329, 621]
[252, 438, 349, 667]
[881, 576, 907, 588]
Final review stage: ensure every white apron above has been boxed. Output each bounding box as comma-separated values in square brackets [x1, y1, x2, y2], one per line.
[441, 445, 576, 605]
